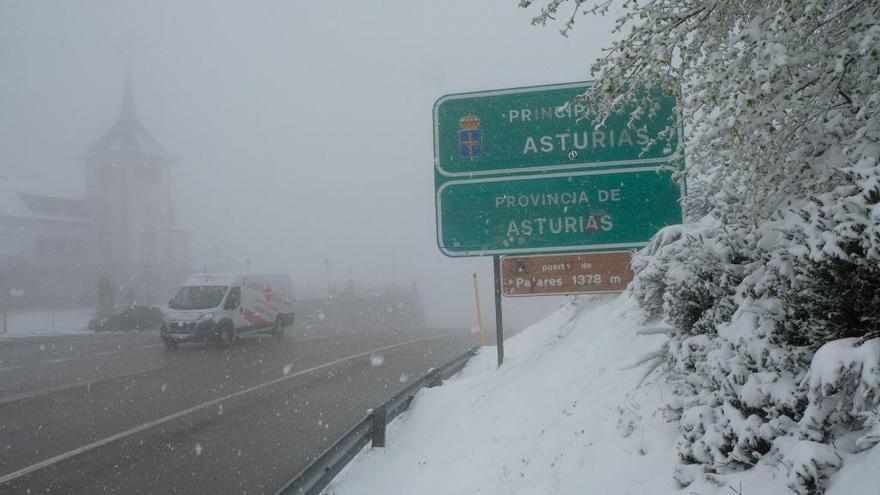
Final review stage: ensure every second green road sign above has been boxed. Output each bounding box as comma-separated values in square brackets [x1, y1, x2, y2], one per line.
[437, 167, 681, 256]
[434, 81, 683, 257]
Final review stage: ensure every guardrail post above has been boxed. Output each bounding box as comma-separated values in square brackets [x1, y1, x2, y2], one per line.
[425, 368, 443, 388]
[371, 405, 387, 448]
[275, 347, 478, 495]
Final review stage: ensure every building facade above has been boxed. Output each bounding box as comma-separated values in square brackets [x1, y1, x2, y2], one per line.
[0, 185, 95, 307]
[0, 74, 189, 308]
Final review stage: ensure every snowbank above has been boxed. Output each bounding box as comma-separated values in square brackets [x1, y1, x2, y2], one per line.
[328, 295, 878, 495]
[2, 307, 94, 338]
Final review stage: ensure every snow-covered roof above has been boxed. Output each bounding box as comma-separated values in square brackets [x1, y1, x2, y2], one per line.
[85, 71, 173, 162]
[16, 191, 87, 219]
[0, 177, 89, 223]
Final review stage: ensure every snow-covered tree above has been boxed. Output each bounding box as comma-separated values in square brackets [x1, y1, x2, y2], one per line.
[521, 1, 880, 492]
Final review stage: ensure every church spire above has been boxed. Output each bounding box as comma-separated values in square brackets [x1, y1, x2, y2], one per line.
[120, 65, 135, 124]
[85, 67, 172, 161]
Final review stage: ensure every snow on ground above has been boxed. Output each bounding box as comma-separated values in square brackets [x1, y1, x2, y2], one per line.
[2, 307, 94, 338]
[328, 295, 878, 495]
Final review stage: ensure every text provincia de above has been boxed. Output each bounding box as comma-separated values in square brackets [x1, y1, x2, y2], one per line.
[494, 189, 620, 238]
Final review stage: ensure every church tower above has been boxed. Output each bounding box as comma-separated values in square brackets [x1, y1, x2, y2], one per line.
[84, 70, 183, 302]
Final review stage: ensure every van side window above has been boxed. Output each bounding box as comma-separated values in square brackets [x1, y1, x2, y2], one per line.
[224, 287, 241, 310]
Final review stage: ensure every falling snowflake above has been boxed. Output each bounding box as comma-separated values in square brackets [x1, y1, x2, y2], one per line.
[194, 443, 203, 456]
[283, 364, 293, 375]
[370, 354, 384, 366]
[399, 374, 409, 383]
[161, 383, 167, 392]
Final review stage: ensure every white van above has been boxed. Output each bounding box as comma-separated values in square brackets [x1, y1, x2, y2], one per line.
[161, 273, 295, 348]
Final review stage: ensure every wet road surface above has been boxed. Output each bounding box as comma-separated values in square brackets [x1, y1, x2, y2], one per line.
[0, 327, 470, 494]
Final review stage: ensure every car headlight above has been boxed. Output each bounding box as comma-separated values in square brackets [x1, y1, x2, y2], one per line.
[197, 312, 215, 321]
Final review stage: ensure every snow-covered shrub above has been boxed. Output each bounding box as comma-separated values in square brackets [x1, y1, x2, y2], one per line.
[856, 407, 880, 452]
[662, 334, 712, 424]
[778, 257, 880, 347]
[800, 338, 880, 442]
[522, 0, 880, 491]
[625, 163, 880, 493]
[776, 169, 880, 347]
[629, 226, 680, 322]
[672, 462, 704, 488]
[658, 229, 880, 488]
[630, 217, 744, 336]
[668, 311, 805, 471]
[774, 437, 843, 495]
[620, 171, 879, 479]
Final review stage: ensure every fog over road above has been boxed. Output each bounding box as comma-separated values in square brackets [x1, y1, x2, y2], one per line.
[0, 327, 471, 494]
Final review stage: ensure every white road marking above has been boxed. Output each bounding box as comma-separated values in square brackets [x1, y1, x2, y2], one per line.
[4, 343, 164, 366]
[0, 367, 162, 407]
[134, 343, 165, 350]
[0, 334, 446, 484]
[5, 336, 319, 373]
[41, 357, 75, 365]
[287, 335, 333, 343]
[90, 343, 164, 357]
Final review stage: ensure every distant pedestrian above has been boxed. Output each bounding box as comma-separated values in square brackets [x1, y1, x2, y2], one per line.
[96, 276, 114, 317]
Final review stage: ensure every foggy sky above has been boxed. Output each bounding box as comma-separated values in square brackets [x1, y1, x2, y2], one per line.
[0, 1, 617, 328]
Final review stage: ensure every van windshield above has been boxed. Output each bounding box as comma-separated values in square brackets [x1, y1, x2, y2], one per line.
[169, 286, 228, 310]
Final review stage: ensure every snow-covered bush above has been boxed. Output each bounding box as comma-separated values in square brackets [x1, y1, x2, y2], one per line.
[800, 338, 880, 442]
[778, 256, 880, 347]
[856, 407, 880, 452]
[631, 218, 744, 336]
[658, 228, 880, 491]
[775, 437, 843, 495]
[667, 310, 806, 471]
[522, 0, 880, 492]
[777, 170, 880, 347]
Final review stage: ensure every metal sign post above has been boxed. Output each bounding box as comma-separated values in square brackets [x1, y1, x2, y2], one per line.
[493, 255, 504, 367]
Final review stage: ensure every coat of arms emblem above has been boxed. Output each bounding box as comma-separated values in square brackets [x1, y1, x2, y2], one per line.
[458, 115, 482, 158]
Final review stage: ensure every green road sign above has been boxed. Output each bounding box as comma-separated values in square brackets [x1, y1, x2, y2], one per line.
[433, 81, 683, 257]
[433, 81, 678, 178]
[436, 166, 682, 256]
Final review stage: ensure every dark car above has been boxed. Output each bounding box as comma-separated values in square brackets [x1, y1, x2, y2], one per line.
[89, 305, 165, 332]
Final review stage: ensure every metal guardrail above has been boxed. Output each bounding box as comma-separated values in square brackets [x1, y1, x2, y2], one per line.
[275, 346, 479, 495]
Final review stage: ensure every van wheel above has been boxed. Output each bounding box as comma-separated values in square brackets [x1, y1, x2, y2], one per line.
[215, 324, 234, 348]
[161, 324, 177, 349]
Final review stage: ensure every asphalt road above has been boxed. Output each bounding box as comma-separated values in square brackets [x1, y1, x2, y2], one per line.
[0, 326, 472, 494]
